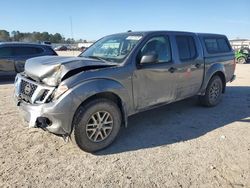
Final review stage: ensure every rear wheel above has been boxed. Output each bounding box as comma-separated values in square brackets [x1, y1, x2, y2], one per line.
[71, 98, 121, 152]
[199, 75, 223, 107]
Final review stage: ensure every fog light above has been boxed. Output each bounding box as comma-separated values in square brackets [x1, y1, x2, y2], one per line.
[36, 117, 51, 128]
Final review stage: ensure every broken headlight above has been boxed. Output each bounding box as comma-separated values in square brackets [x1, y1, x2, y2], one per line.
[42, 66, 62, 86]
[53, 84, 69, 100]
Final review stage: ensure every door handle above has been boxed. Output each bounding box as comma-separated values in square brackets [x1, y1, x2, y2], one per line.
[168, 67, 176, 73]
[195, 63, 201, 68]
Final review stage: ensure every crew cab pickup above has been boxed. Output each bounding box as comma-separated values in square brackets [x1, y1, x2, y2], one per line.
[14, 31, 236, 152]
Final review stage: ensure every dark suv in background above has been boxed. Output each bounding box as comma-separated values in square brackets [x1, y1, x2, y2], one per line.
[0, 42, 57, 73]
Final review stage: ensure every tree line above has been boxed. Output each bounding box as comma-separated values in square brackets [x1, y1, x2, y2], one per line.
[0, 30, 81, 43]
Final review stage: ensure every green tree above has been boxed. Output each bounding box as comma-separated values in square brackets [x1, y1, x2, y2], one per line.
[50, 33, 63, 43]
[54, 33, 63, 43]
[31, 32, 42, 41]
[0, 30, 10, 41]
[11, 30, 24, 41]
[5, 30, 81, 43]
[66, 38, 75, 44]
[41, 32, 50, 41]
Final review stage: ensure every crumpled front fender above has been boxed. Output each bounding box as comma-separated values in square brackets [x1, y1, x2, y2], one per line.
[71, 78, 131, 126]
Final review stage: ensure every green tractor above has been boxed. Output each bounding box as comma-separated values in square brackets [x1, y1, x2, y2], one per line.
[235, 47, 250, 64]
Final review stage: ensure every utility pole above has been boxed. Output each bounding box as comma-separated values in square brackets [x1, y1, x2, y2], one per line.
[70, 16, 74, 56]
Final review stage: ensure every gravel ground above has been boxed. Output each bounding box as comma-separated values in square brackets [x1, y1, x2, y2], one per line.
[0, 64, 249, 187]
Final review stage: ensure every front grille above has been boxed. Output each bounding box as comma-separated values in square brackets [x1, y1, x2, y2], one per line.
[16, 75, 55, 104]
[20, 79, 37, 98]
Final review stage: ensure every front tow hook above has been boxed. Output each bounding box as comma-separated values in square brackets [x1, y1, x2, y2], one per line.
[17, 101, 21, 106]
[16, 95, 22, 106]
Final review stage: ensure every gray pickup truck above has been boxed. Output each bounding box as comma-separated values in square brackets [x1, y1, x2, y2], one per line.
[14, 31, 236, 152]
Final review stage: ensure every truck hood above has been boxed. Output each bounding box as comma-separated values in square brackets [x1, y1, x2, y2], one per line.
[24, 56, 117, 86]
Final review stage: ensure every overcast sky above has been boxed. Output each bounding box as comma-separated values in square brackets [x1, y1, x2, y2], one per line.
[1, 0, 249, 40]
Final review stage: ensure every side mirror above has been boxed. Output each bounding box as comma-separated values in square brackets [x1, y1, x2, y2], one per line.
[140, 54, 158, 64]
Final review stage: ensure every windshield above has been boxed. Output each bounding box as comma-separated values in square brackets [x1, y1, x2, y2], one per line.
[79, 34, 143, 63]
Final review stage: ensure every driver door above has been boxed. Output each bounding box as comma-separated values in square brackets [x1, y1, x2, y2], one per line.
[132, 35, 179, 110]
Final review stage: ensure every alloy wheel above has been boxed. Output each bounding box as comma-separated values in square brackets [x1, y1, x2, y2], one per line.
[86, 111, 113, 142]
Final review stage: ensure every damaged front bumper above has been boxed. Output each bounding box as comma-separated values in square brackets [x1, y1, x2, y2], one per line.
[14, 74, 81, 135]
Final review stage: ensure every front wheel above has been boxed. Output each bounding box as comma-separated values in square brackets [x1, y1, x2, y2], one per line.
[71, 99, 121, 152]
[199, 75, 223, 107]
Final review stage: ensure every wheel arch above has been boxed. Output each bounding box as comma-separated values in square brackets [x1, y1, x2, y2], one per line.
[78, 91, 128, 127]
[70, 79, 130, 132]
[200, 63, 226, 94]
[212, 71, 226, 93]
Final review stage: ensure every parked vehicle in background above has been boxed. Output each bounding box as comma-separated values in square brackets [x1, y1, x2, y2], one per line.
[14, 31, 236, 152]
[54, 45, 67, 51]
[0, 42, 57, 73]
[235, 47, 250, 64]
[41, 41, 52, 45]
[80, 46, 88, 52]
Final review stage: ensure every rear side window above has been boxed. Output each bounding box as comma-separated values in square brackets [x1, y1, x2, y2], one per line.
[217, 38, 231, 52]
[14, 46, 44, 56]
[176, 36, 197, 61]
[46, 47, 57, 55]
[0, 47, 14, 57]
[204, 38, 231, 53]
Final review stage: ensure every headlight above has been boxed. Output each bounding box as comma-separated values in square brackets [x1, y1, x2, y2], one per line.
[42, 66, 62, 86]
[53, 84, 69, 99]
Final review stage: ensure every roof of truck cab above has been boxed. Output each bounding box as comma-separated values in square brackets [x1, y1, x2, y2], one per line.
[197, 33, 227, 38]
[0, 42, 51, 47]
[112, 31, 227, 38]
[114, 30, 195, 35]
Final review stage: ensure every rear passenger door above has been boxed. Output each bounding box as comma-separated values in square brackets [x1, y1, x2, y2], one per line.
[174, 34, 204, 99]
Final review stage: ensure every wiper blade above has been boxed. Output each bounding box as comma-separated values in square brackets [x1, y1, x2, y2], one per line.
[85, 56, 107, 62]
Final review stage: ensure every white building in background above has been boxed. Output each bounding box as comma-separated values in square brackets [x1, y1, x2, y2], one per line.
[78, 42, 94, 48]
[230, 39, 250, 50]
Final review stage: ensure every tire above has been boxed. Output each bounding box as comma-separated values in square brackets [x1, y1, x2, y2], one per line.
[237, 57, 246, 64]
[71, 98, 121, 152]
[199, 75, 223, 107]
